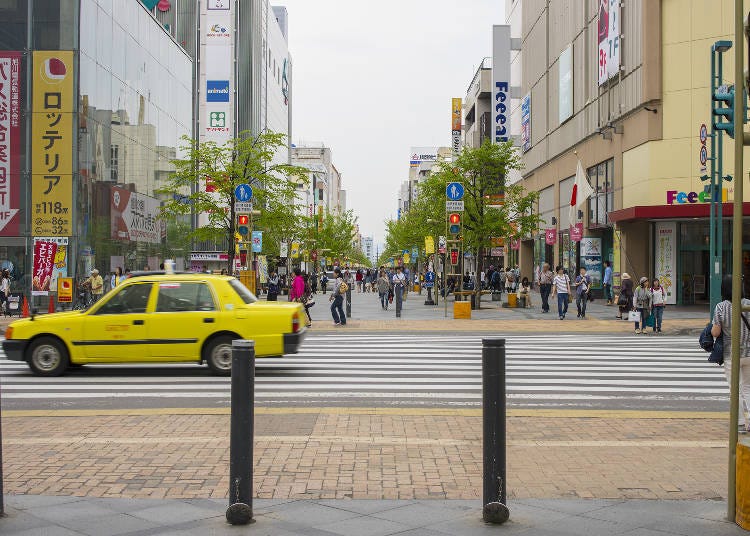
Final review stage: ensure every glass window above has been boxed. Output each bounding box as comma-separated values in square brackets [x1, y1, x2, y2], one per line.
[229, 279, 258, 304]
[587, 158, 615, 228]
[156, 282, 216, 312]
[94, 283, 153, 315]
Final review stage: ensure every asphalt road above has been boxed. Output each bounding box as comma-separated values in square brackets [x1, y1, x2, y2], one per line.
[0, 332, 727, 413]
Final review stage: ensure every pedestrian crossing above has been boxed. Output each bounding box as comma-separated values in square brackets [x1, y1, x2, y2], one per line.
[0, 334, 729, 411]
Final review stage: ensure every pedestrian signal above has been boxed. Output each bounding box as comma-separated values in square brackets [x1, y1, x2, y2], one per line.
[237, 214, 250, 236]
[448, 213, 461, 235]
[450, 249, 459, 265]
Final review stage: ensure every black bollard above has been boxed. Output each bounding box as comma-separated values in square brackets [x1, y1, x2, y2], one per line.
[1, 371, 4, 517]
[226, 340, 255, 525]
[482, 338, 509, 524]
[346, 287, 352, 318]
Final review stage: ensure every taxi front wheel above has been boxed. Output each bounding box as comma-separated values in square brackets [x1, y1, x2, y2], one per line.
[28, 336, 69, 376]
[204, 335, 233, 376]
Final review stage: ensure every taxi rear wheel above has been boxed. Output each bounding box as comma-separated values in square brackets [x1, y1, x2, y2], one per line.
[204, 335, 233, 376]
[27, 337, 69, 377]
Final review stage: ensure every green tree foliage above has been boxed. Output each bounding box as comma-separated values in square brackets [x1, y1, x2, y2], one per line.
[299, 209, 367, 265]
[382, 140, 541, 274]
[157, 131, 308, 270]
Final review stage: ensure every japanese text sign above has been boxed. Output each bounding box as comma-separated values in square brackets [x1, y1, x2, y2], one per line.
[0, 51, 21, 235]
[32, 51, 73, 236]
[33, 238, 57, 295]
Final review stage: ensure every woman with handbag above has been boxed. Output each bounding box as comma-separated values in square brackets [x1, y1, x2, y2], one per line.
[633, 277, 652, 334]
[618, 273, 634, 320]
[711, 275, 750, 432]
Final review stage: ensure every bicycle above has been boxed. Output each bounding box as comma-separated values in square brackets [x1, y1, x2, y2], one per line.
[72, 281, 95, 310]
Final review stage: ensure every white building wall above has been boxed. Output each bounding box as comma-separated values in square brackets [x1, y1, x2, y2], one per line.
[264, 7, 291, 165]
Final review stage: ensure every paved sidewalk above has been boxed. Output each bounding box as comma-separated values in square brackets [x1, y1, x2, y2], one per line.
[2, 495, 747, 535]
[2, 408, 731, 502]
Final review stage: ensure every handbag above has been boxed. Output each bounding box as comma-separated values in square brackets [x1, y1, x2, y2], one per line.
[305, 297, 316, 307]
[627, 310, 641, 322]
[617, 294, 628, 306]
[644, 312, 654, 327]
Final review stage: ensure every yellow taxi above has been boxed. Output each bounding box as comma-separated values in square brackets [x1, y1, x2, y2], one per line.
[2, 273, 307, 376]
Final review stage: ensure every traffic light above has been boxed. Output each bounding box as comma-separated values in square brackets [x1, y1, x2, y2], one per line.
[448, 213, 461, 235]
[449, 248, 459, 265]
[713, 85, 736, 138]
[237, 214, 250, 236]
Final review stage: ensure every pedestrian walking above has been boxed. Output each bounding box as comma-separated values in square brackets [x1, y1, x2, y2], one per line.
[376, 269, 391, 310]
[574, 267, 591, 319]
[392, 265, 407, 318]
[85, 269, 104, 302]
[329, 267, 347, 326]
[0, 268, 10, 313]
[289, 268, 305, 303]
[267, 270, 280, 301]
[320, 272, 328, 294]
[633, 276, 652, 334]
[538, 262, 554, 313]
[311, 270, 319, 294]
[302, 273, 314, 327]
[356, 269, 363, 292]
[618, 273, 634, 319]
[711, 275, 750, 432]
[603, 260, 614, 305]
[551, 265, 571, 320]
[651, 278, 666, 333]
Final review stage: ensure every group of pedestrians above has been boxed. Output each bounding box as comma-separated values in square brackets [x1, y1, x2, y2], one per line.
[616, 273, 668, 334]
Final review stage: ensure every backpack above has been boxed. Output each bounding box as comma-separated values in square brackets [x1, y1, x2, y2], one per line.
[699, 323, 724, 365]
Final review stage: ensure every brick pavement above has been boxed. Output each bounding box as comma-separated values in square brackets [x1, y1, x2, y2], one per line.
[2, 408, 731, 502]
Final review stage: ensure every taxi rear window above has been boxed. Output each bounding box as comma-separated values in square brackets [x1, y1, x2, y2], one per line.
[229, 278, 258, 304]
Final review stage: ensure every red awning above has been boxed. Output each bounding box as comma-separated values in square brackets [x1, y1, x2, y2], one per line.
[608, 202, 750, 223]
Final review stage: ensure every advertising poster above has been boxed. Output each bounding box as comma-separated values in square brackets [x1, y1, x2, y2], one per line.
[32, 236, 68, 296]
[451, 98, 461, 156]
[0, 51, 21, 236]
[654, 222, 677, 304]
[580, 237, 603, 288]
[111, 186, 164, 244]
[598, 0, 621, 85]
[251, 231, 263, 253]
[257, 255, 268, 284]
[32, 51, 74, 236]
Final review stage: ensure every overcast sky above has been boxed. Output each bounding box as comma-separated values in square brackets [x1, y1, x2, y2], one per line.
[281, 0, 506, 247]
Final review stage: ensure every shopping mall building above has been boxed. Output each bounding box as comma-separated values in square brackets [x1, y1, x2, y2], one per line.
[508, 0, 750, 304]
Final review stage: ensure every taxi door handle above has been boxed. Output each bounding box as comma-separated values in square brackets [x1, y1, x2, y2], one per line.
[133, 319, 144, 325]
[203, 318, 215, 323]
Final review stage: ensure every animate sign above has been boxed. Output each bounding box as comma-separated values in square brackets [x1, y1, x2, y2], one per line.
[666, 188, 728, 205]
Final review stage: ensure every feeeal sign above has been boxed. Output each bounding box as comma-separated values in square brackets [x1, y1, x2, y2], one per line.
[492, 25, 511, 144]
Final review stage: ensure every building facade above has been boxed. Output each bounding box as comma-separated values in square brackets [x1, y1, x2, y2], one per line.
[398, 146, 452, 217]
[0, 0, 193, 302]
[291, 144, 345, 217]
[510, 0, 750, 304]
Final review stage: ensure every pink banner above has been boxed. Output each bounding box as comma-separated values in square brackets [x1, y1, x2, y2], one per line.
[33, 240, 58, 294]
[570, 223, 584, 242]
[0, 51, 21, 236]
[545, 228, 557, 245]
[510, 238, 520, 250]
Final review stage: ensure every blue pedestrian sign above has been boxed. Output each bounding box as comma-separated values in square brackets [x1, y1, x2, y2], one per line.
[235, 184, 253, 202]
[446, 182, 464, 201]
[424, 271, 435, 288]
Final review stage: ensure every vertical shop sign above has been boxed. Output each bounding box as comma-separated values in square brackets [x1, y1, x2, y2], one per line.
[492, 25, 511, 143]
[580, 237, 603, 288]
[520, 93, 531, 152]
[612, 225, 621, 290]
[654, 222, 677, 304]
[0, 51, 21, 235]
[451, 98, 462, 156]
[598, 0, 621, 85]
[32, 51, 74, 236]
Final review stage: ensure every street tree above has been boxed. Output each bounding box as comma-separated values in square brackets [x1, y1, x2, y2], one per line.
[157, 131, 308, 271]
[383, 139, 541, 276]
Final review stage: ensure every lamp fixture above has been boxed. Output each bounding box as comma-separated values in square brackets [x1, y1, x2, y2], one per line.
[644, 106, 658, 114]
[551, 216, 557, 226]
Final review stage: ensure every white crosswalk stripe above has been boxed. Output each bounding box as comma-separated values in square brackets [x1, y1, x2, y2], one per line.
[0, 334, 728, 410]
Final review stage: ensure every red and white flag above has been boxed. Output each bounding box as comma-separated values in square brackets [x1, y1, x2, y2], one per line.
[569, 159, 594, 226]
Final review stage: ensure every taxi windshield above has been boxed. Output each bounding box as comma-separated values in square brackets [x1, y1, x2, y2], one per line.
[228, 278, 258, 304]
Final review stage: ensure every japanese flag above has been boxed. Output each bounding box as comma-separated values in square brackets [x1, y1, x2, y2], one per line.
[569, 160, 594, 224]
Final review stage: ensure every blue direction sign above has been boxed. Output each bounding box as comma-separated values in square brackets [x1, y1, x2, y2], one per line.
[235, 184, 253, 202]
[446, 182, 464, 201]
[424, 271, 435, 288]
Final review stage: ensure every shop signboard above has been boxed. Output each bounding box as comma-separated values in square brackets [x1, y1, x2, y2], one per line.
[57, 277, 73, 302]
[598, 0, 620, 85]
[32, 51, 74, 236]
[492, 25, 511, 143]
[520, 92, 531, 152]
[0, 51, 21, 236]
[654, 222, 677, 304]
[111, 187, 163, 244]
[580, 237, 603, 289]
[32, 236, 68, 295]
[612, 226, 621, 289]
